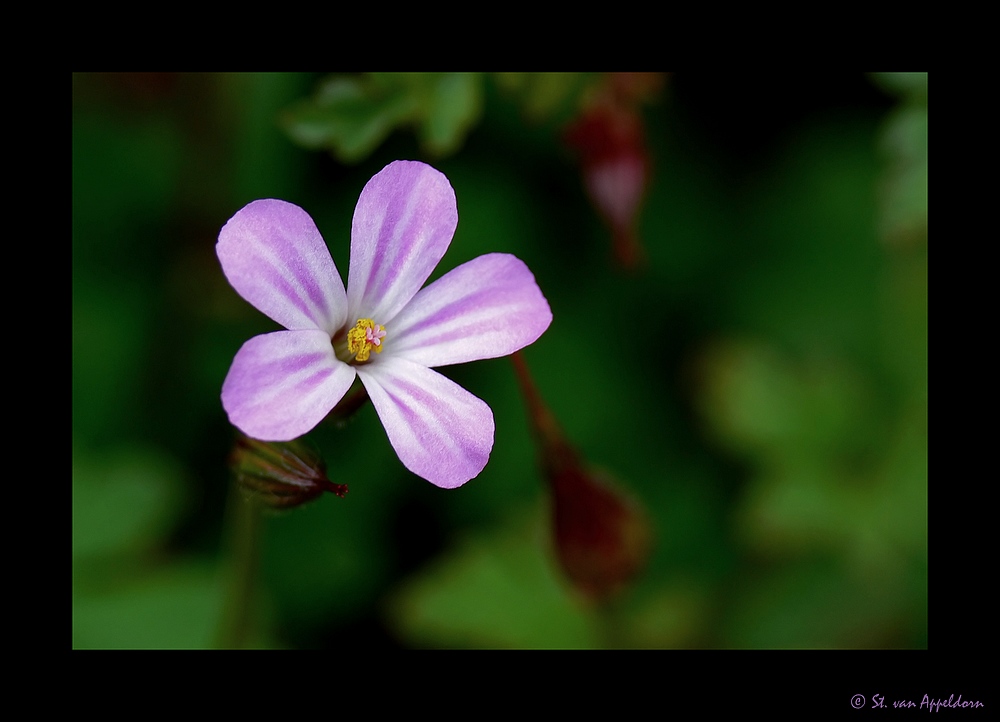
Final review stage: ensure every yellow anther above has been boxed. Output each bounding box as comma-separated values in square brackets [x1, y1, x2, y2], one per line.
[346, 318, 386, 362]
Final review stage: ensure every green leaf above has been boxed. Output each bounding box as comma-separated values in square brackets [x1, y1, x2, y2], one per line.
[280, 76, 416, 163]
[73, 446, 185, 561]
[73, 562, 226, 649]
[879, 105, 928, 245]
[724, 556, 925, 648]
[695, 341, 877, 461]
[417, 73, 483, 156]
[871, 72, 927, 103]
[280, 73, 484, 163]
[493, 72, 595, 123]
[387, 506, 598, 648]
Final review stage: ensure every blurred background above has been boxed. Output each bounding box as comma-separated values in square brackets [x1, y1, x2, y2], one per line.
[72, 72, 927, 649]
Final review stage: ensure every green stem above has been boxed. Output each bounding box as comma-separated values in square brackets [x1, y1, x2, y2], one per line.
[214, 485, 263, 649]
[322, 382, 370, 429]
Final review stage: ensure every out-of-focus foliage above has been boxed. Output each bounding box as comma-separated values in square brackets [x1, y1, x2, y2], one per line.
[493, 72, 597, 123]
[389, 508, 599, 649]
[872, 72, 927, 248]
[72, 72, 927, 649]
[280, 73, 604, 165]
[72, 445, 224, 648]
[281, 73, 485, 162]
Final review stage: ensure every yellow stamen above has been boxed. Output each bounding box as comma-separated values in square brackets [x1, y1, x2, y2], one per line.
[346, 318, 386, 363]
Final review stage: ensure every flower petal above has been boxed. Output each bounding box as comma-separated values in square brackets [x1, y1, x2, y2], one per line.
[222, 330, 356, 441]
[218, 199, 347, 335]
[388, 253, 552, 367]
[357, 357, 494, 489]
[347, 161, 458, 325]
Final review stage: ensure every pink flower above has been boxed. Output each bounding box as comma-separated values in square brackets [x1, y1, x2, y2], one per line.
[217, 161, 552, 488]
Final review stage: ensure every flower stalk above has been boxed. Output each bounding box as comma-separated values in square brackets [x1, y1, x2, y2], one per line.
[323, 383, 370, 429]
[214, 482, 263, 649]
[511, 351, 652, 604]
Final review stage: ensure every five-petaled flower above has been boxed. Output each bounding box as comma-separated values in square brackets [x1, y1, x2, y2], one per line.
[217, 160, 552, 488]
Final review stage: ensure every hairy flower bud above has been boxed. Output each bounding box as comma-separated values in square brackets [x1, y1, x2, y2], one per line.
[512, 352, 652, 603]
[228, 434, 347, 509]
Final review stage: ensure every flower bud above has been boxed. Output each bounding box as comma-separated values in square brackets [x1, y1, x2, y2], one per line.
[511, 352, 652, 603]
[228, 434, 347, 509]
[549, 458, 653, 604]
[563, 73, 661, 270]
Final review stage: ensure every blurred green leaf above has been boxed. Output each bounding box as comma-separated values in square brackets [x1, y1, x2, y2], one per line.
[73, 561, 225, 649]
[623, 581, 712, 648]
[388, 506, 598, 648]
[281, 76, 414, 163]
[72, 446, 232, 649]
[695, 340, 878, 462]
[493, 72, 595, 123]
[417, 72, 483, 156]
[878, 104, 927, 246]
[871, 72, 927, 103]
[696, 338, 925, 573]
[280, 73, 483, 163]
[73, 446, 185, 561]
[724, 556, 925, 648]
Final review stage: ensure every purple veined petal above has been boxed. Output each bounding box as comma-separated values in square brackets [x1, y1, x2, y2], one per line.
[222, 329, 357, 441]
[357, 357, 494, 489]
[347, 161, 458, 325]
[218, 199, 348, 335]
[388, 253, 552, 368]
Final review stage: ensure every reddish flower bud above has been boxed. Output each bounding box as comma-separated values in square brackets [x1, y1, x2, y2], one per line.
[564, 73, 661, 270]
[512, 352, 652, 603]
[228, 434, 347, 509]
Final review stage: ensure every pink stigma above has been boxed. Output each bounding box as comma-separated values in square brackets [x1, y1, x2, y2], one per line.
[366, 325, 386, 347]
